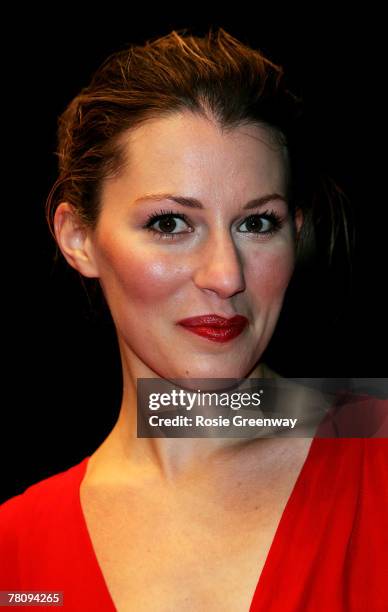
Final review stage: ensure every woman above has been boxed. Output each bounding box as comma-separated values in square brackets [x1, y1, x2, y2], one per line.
[1, 28, 387, 611]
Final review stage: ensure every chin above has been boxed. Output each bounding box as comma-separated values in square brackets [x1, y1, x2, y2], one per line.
[175, 364, 252, 383]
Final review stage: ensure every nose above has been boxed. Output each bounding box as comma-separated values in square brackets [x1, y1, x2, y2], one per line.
[193, 230, 246, 298]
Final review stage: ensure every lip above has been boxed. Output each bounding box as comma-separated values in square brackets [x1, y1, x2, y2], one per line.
[178, 314, 249, 327]
[177, 314, 249, 343]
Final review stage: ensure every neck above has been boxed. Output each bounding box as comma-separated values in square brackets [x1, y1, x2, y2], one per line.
[88, 342, 279, 485]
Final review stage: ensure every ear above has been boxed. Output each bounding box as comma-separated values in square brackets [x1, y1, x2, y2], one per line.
[54, 202, 100, 278]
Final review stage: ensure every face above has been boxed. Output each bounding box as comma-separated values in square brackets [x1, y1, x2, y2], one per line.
[81, 112, 302, 380]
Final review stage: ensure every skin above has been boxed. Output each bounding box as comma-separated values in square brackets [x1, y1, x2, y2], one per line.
[54, 111, 304, 484]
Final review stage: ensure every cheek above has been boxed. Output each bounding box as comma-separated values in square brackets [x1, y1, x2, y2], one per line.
[95, 237, 185, 304]
[246, 244, 295, 303]
[94, 226, 295, 309]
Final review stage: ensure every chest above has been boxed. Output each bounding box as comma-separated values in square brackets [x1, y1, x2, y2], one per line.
[79, 470, 299, 612]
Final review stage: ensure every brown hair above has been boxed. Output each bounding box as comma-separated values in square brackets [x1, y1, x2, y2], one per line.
[45, 27, 355, 310]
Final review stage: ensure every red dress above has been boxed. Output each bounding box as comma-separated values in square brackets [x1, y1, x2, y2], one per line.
[1, 393, 388, 611]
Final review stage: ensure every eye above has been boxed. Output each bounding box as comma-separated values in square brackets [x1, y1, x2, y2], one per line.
[143, 208, 284, 240]
[144, 209, 192, 239]
[238, 210, 283, 236]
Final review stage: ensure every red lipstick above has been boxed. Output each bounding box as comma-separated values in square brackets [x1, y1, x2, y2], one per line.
[177, 314, 248, 343]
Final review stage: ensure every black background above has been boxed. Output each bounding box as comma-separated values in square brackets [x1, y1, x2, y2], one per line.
[2, 7, 386, 502]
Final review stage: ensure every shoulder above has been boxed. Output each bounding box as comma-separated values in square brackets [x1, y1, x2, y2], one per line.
[324, 391, 388, 438]
[0, 457, 89, 552]
[0, 457, 90, 589]
[1, 457, 88, 518]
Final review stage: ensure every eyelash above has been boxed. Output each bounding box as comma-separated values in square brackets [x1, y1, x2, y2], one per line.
[143, 208, 284, 240]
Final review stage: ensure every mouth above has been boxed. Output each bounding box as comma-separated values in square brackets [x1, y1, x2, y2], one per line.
[177, 314, 249, 343]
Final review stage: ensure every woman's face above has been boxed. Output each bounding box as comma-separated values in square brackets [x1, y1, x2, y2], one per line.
[81, 112, 302, 380]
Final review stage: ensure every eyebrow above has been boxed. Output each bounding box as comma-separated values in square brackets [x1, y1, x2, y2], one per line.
[134, 192, 288, 210]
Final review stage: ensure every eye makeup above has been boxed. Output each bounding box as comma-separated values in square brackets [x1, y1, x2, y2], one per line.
[142, 208, 285, 240]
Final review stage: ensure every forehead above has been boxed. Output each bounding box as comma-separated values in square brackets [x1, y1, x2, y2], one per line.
[111, 112, 289, 197]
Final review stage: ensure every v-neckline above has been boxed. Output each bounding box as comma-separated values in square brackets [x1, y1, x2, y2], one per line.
[76, 435, 320, 611]
[247, 435, 320, 609]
